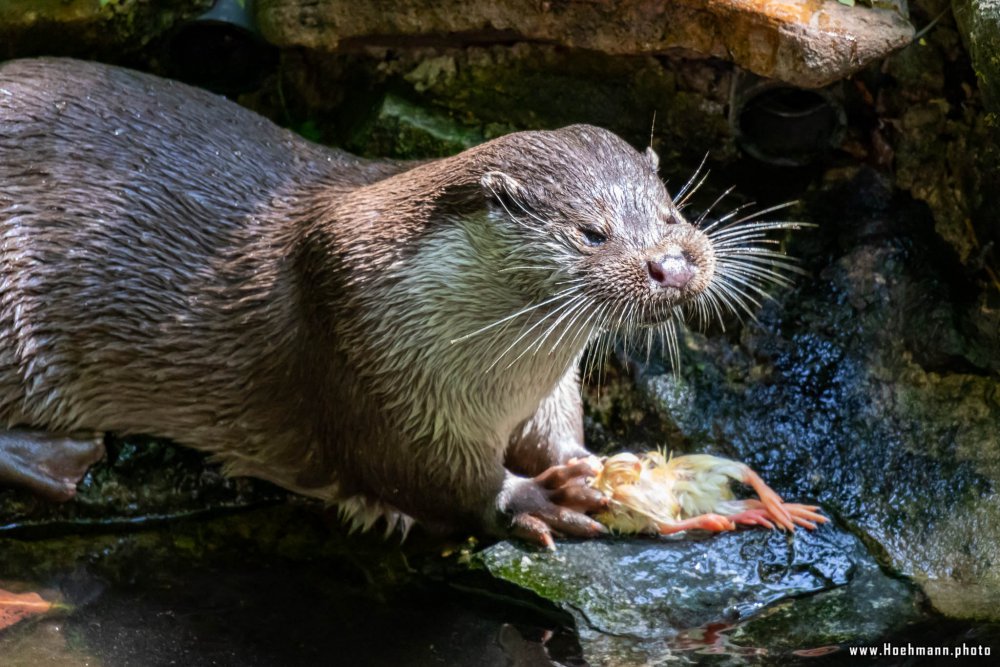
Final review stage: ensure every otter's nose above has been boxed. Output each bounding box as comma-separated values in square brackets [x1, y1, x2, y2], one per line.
[647, 253, 695, 289]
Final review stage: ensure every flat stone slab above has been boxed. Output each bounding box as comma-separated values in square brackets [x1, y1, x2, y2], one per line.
[477, 524, 921, 664]
[257, 0, 915, 88]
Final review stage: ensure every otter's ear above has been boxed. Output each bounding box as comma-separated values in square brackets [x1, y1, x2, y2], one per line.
[481, 171, 527, 214]
[645, 146, 660, 171]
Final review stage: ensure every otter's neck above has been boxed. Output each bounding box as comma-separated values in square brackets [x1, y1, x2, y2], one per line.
[312, 172, 589, 450]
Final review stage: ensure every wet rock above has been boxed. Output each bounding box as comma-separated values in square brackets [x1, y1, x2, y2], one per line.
[0, 0, 210, 59]
[0, 506, 500, 667]
[954, 0, 1000, 113]
[383, 45, 734, 165]
[347, 93, 485, 158]
[0, 435, 284, 535]
[887, 53, 1000, 268]
[632, 169, 1000, 621]
[256, 0, 914, 89]
[878, 10, 1000, 345]
[477, 524, 922, 664]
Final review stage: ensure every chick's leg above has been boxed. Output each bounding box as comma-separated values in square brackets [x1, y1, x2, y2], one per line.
[658, 513, 735, 535]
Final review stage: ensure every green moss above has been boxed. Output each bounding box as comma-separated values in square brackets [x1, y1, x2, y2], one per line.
[348, 93, 486, 158]
[0, 0, 210, 57]
[386, 45, 734, 171]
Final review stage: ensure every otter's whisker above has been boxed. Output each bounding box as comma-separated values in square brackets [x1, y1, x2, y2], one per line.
[485, 183, 520, 221]
[622, 301, 639, 358]
[498, 266, 556, 273]
[710, 235, 782, 249]
[616, 299, 637, 335]
[715, 267, 787, 297]
[691, 292, 715, 330]
[517, 204, 552, 230]
[590, 302, 613, 347]
[716, 258, 804, 284]
[553, 277, 589, 288]
[660, 321, 673, 372]
[708, 232, 801, 251]
[713, 271, 775, 305]
[580, 301, 612, 382]
[493, 293, 584, 370]
[716, 257, 805, 280]
[549, 297, 599, 355]
[707, 286, 732, 331]
[597, 330, 614, 391]
[450, 286, 580, 344]
[709, 278, 761, 319]
[501, 188, 554, 231]
[645, 322, 654, 367]
[717, 252, 803, 272]
[709, 226, 786, 241]
[674, 152, 709, 205]
[587, 300, 623, 387]
[719, 268, 796, 290]
[694, 185, 736, 228]
[707, 220, 807, 243]
[691, 298, 708, 330]
[699, 201, 756, 233]
[717, 247, 805, 263]
[664, 316, 681, 372]
[705, 203, 801, 236]
[528, 295, 591, 356]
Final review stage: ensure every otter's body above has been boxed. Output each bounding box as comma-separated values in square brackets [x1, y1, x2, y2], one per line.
[0, 58, 728, 543]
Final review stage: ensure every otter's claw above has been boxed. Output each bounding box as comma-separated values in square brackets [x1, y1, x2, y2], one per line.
[535, 457, 607, 514]
[504, 460, 609, 549]
[511, 504, 607, 550]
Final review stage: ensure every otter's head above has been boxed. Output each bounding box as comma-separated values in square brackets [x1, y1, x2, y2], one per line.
[478, 126, 714, 329]
[471, 125, 801, 365]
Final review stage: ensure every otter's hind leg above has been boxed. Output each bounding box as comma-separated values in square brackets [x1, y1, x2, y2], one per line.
[0, 429, 104, 500]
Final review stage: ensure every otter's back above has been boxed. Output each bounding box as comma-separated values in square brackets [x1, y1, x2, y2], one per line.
[0, 58, 342, 436]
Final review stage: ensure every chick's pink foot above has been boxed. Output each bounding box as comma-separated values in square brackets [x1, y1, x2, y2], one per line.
[504, 458, 609, 549]
[729, 501, 828, 530]
[740, 466, 797, 531]
[731, 469, 830, 531]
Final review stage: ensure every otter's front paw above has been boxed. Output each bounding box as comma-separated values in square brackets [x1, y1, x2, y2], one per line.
[500, 459, 609, 549]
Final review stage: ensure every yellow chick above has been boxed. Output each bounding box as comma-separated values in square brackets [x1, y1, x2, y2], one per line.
[590, 451, 826, 535]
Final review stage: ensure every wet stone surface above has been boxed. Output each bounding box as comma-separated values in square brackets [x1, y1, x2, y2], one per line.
[0, 506, 573, 667]
[0, 435, 285, 535]
[627, 167, 1000, 621]
[477, 524, 923, 664]
[257, 0, 914, 88]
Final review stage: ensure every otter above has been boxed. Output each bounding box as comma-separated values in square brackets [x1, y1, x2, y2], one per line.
[0, 58, 798, 546]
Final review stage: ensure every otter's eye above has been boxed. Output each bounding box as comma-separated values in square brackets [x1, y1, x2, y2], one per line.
[579, 226, 608, 247]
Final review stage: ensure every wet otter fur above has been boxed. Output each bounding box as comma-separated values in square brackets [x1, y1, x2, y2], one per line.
[0, 58, 773, 545]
